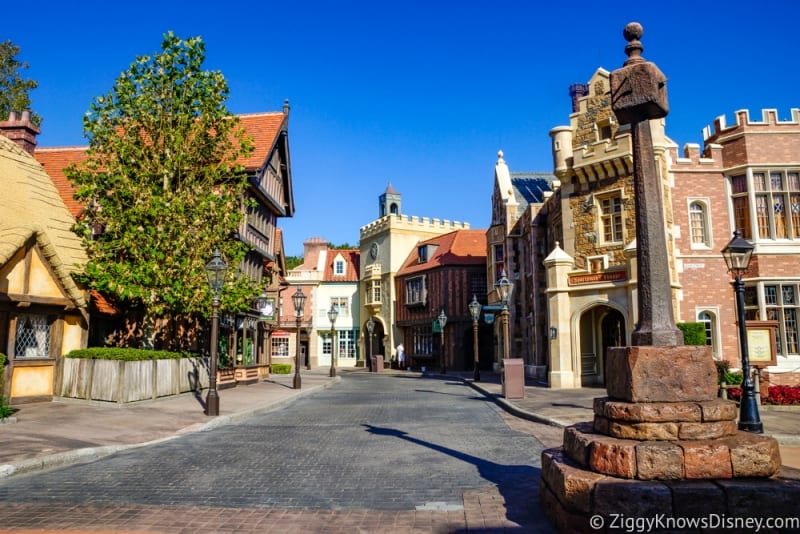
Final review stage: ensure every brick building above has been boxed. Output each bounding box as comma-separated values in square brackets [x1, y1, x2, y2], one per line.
[672, 108, 800, 386]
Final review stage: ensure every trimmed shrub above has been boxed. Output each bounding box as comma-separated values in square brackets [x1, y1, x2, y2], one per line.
[65, 347, 196, 361]
[0, 354, 14, 418]
[725, 370, 744, 386]
[677, 322, 707, 346]
[271, 363, 292, 374]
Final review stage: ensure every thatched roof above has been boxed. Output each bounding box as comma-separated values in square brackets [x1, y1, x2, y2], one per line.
[0, 135, 88, 310]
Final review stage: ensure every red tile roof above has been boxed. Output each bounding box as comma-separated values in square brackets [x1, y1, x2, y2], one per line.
[237, 112, 287, 171]
[323, 249, 360, 281]
[33, 112, 287, 216]
[34, 146, 87, 217]
[397, 229, 487, 276]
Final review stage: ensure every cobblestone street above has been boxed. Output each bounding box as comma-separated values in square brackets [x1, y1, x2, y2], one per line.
[0, 373, 554, 533]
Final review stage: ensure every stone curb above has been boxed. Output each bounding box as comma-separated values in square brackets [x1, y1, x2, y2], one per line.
[465, 380, 800, 446]
[0, 376, 340, 479]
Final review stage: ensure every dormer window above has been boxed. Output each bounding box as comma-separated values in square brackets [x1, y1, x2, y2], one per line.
[418, 245, 428, 263]
[335, 259, 345, 276]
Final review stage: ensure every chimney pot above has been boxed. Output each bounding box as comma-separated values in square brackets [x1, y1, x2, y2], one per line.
[0, 109, 40, 155]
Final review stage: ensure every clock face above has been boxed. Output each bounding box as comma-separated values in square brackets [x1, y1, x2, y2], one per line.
[370, 242, 379, 259]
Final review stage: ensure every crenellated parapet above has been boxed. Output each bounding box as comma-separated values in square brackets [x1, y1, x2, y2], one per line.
[359, 213, 470, 240]
[703, 108, 800, 143]
[668, 141, 724, 169]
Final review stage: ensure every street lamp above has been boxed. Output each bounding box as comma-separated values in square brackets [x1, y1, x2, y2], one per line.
[722, 230, 762, 433]
[366, 316, 375, 372]
[204, 249, 227, 416]
[469, 295, 482, 381]
[496, 269, 513, 361]
[438, 308, 448, 374]
[291, 287, 306, 389]
[328, 304, 338, 378]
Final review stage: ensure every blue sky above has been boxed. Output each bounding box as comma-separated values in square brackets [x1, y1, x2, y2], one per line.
[6, 1, 799, 256]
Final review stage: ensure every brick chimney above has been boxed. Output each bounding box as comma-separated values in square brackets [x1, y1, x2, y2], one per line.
[0, 110, 40, 155]
[569, 83, 589, 113]
[302, 237, 329, 269]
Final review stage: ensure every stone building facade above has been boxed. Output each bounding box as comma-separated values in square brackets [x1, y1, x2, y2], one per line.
[541, 68, 681, 388]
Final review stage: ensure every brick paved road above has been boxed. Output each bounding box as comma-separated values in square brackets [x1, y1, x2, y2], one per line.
[0, 373, 554, 532]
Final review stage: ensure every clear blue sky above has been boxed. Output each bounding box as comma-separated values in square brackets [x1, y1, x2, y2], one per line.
[6, 1, 799, 256]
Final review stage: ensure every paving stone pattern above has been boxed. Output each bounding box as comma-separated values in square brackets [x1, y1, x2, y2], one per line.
[0, 373, 553, 532]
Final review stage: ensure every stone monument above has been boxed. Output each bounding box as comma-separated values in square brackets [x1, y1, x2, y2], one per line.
[540, 23, 797, 533]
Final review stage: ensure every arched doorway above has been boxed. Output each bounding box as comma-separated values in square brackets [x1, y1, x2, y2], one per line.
[578, 305, 626, 386]
[365, 319, 385, 370]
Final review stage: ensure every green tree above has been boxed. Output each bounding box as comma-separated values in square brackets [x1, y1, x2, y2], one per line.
[0, 39, 40, 124]
[67, 32, 256, 325]
[285, 256, 303, 270]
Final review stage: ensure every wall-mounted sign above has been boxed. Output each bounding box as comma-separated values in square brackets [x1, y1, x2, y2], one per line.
[568, 270, 628, 286]
[259, 297, 276, 321]
[484, 313, 495, 325]
[746, 320, 778, 368]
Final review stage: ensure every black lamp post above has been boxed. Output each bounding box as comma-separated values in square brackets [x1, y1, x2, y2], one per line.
[469, 295, 481, 381]
[204, 249, 227, 416]
[328, 304, 338, 378]
[438, 308, 448, 374]
[291, 287, 306, 389]
[496, 269, 513, 361]
[366, 317, 375, 372]
[256, 292, 270, 366]
[722, 230, 762, 433]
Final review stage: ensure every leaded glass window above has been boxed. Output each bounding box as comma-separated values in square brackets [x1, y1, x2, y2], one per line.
[14, 314, 50, 358]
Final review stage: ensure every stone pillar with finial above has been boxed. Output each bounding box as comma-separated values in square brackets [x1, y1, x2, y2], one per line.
[609, 21, 682, 347]
[540, 23, 789, 534]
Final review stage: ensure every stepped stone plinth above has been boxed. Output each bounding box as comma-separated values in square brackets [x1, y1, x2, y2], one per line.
[540, 345, 795, 532]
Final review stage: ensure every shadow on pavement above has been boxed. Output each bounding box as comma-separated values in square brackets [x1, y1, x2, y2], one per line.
[362, 423, 545, 530]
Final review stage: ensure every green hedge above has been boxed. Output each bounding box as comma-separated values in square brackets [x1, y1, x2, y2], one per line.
[65, 347, 197, 361]
[271, 363, 292, 374]
[677, 322, 707, 346]
[0, 354, 13, 418]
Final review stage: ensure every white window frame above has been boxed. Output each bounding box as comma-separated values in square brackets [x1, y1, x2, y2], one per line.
[271, 336, 289, 357]
[696, 307, 720, 358]
[331, 296, 349, 317]
[338, 330, 356, 359]
[687, 198, 712, 249]
[334, 259, 345, 276]
[597, 190, 624, 245]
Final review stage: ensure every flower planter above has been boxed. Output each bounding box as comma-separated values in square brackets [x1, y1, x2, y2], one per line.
[234, 365, 260, 385]
[59, 357, 209, 403]
[216, 367, 237, 389]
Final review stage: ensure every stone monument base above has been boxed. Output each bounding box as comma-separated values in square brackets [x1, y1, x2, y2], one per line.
[541, 447, 800, 533]
[542, 345, 799, 532]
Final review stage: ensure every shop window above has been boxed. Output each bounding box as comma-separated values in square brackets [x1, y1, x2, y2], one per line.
[271, 336, 289, 357]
